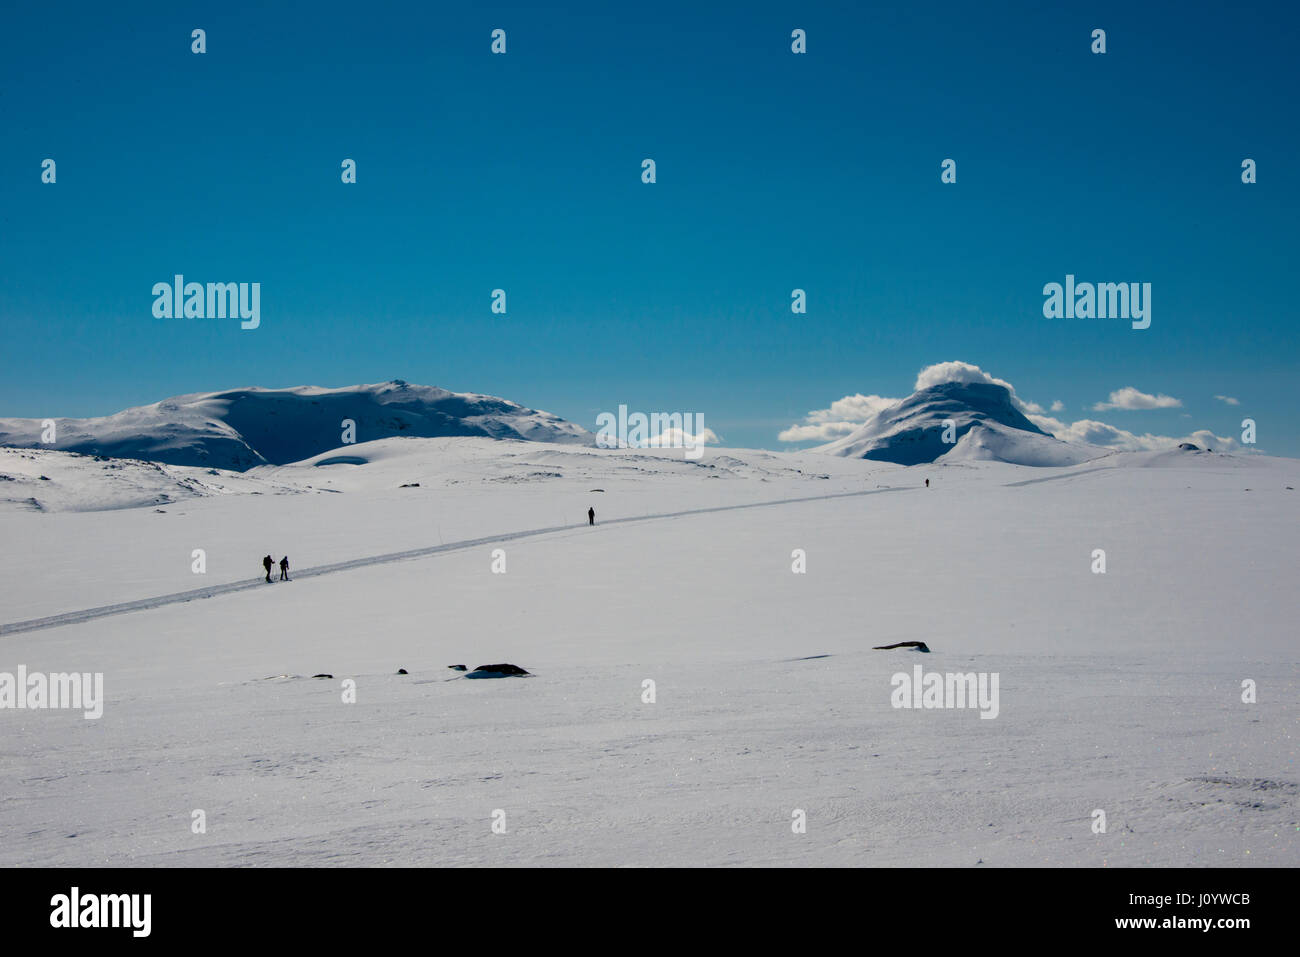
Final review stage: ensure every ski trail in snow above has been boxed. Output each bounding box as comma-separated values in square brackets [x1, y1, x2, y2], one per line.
[1002, 466, 1112, 487]
[0, 485, 906, 636]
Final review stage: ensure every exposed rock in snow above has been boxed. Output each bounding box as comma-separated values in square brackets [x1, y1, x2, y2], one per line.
[461, 663, 531, 678]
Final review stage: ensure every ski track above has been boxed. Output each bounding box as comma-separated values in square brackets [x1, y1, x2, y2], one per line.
[1001, 466, 1112, 487]
[0, 485, 907, 637]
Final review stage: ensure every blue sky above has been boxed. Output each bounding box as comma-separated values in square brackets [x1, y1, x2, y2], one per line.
[2, 0, 1296, 454]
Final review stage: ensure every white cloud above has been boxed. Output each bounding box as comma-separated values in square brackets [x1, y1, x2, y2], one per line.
[913, 360, 1014, 395]
[778, 393, 899, 444]
[1028, 414, 1240, 453]
[806, 393, 897, 424]
[1185, 429, 1240, 451]
[1050, 400, 1065, 412]
[911, 360, 1054, 417]
[1214, 394, 1240, 406]
[777, 421, 861, 443]
[645, 426, 720, 449]
[1093, 386, 1182, 411]
[1025, 413, 1067, 434]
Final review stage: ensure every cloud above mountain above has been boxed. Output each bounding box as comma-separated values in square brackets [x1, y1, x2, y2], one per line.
[1093, 387, 1183, 411]
[777, 394, 898, 442]
[779, 361, 1044, 442]
[913, 361, 1011, 398]
[644, 426, 721, 449]
[781, 361, 1241, 453]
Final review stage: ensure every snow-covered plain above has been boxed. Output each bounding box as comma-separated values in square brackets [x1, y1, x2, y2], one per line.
[1, 438, 1296, 866]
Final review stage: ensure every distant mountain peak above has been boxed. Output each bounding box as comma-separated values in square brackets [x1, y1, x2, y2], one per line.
[815, 377, 1098, 466]
[0, 381, 590, 471]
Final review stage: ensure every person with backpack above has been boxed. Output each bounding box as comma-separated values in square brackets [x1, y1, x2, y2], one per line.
[263, 554, 274, 582]
[279, 556, 290, 581]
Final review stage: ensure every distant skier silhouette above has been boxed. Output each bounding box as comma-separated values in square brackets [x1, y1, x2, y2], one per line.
[925, 479, 929, 488]
[262, 554, 274, 582]
[279, 556, 290, 581]
[588, 507, 595, 526]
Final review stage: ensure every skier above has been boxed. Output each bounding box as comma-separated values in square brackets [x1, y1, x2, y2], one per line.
[925, 478, 929, 488]
[262, 554, 274, 582]
[588, 507, 595, 526]
[279, 556, 290, 581]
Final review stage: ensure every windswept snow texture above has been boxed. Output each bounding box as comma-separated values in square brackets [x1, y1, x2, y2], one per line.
[0, 380, 590, 471]
[816, 380, 1099, 466]
[0, 438, 1297, 867]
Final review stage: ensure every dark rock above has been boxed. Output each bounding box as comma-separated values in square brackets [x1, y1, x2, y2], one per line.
[873, 641, 931, 653]
[468, 663, 530, 677]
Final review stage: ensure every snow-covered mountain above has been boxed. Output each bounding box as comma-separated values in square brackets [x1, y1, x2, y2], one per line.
[0, 380, 591, 470]
[814, 380, 1103, 466]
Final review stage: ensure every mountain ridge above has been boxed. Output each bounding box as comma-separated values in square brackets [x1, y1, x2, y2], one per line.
[0, 380, 591, 470]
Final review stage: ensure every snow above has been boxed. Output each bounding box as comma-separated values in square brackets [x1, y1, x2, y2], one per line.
[0, 380, 590, 470]
[815, 379, 1099, 466]
[1, 437, 1296, 866]
[939, 423, 1109, 468]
